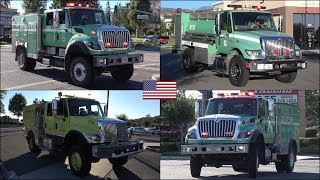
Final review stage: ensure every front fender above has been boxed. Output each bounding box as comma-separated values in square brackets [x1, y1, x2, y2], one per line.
[65, 40, 91, 56]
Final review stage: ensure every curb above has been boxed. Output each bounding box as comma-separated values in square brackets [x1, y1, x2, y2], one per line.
[145, 146, 160, 153]
[151, 74, 160, 80]
[160, 156, 190, 160]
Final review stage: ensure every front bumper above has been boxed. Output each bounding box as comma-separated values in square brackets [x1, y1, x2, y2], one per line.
[249, 59, 307, 72]
[93, 53, 143, 67]
[92, 141, 143, 158]
[181, 144, 248, 155]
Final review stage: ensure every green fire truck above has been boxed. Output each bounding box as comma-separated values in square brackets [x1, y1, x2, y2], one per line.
[23, 93, 143, 176]
[181, 92, 300, 178]
[12, 3, 143, 87]
[174, 4, 307, 87]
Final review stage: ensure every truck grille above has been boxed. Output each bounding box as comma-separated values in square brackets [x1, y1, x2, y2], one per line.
[261, 37, 295, 59]
[116, 123, 128, 140]
[198, 120, 236, 138]
[102, 30, 130, 48]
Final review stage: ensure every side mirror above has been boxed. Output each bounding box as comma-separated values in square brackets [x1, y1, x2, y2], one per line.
[215, 13, 221, 35]
[104, 105, 108, 117]
[52, 99, 58, 116]
[268, 100, 275, 117]
[278, 15, 283, 32]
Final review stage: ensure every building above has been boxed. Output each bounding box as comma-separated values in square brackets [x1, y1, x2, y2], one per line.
[0, 6, 18, 36]
[212, 0, 320, 49]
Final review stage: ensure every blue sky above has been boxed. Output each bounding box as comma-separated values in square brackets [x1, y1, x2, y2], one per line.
[10, 0, 129, 14]
[161, 0, 219, 9]
[2, 90, 159, 119]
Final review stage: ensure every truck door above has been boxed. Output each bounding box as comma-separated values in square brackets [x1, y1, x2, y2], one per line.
[217, 12, 233, 55]
[56, 10, 72, 48]
[43, 12, 55, 47]
[54, 99, 69, 136]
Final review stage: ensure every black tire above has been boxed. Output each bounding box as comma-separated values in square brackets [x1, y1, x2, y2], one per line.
[190, 155, 202, 177]
[68, 145, 91, 177]
[69, 57, 95, 87]
[27, 133, 41, 156]
[91, 157, 101, 163]
[17, 48, 36, 71]
[275, 71, 297, 83]
[248, 144, 259, 178]
[275, 144, 295, 173]
[108, 156, 128, 167]
[228, 56, 250, 87]
[111, 64, 134, 82]
[232, 163, 247, 172]
[182, 48, 197, 73]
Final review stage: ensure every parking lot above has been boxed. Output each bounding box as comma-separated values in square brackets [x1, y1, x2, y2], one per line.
[0, 45, 160, 90]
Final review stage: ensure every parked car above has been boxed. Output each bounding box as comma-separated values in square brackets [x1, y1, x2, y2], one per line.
[160, 36, 169, 44]
[132, 127, 146, 135]
[148, 127, 160, 135]
[143, 35, 158, 44]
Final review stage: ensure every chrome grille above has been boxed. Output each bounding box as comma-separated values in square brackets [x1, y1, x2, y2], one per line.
[198, 120, 236, 138]
[117, 123, 128, 140]
[262, 37, 295, 59]
[102, 30, 130, 48]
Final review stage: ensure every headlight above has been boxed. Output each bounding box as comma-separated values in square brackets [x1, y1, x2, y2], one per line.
[85, 41, 102, 50]
[237, 131, 252, 139]
[246, 50, 264, 59]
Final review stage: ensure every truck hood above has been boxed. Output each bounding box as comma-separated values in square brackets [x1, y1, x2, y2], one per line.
[234, 31, 292, 42]
[99, 117, 126, 124]
[199, 114, 256, 122]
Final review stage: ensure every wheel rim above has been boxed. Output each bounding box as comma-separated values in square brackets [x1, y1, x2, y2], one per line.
[73, 63, 86, 82]
[289, 149, 294, 168]
[71, 152, 82, 171]
[231, 63, 241, 79]
[18, 53, 24, 68]
[184, 56, 190, 68]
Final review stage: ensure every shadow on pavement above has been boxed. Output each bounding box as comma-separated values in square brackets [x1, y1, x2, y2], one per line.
[135, 46, 160, 52]
[107, 165, 141, 180]
[201, 171, 320, 179]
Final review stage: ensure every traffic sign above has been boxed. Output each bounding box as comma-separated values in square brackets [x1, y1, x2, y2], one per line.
[137, 15, 148, 20]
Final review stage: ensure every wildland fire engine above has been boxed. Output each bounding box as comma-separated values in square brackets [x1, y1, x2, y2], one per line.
[23, 93, 143, 176]
[12, 3, 143, 87]
[181, 92, 300, 178]
[174, 4, 307, 87]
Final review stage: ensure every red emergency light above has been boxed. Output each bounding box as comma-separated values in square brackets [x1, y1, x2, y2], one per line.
[66, 3, 97, 8]
[227, 4, 266, 10]
[217, 92, 255, 97]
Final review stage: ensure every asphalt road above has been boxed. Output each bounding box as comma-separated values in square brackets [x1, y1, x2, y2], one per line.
[0, 45, 160, 90]
[160, 156, 320, 179]
[161, 47, 320, 90]
[0, 127, 160, 179]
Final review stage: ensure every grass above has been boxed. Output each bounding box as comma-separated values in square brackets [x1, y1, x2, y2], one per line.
[166, 39, 175, 47]
[132, 37, 145, 42]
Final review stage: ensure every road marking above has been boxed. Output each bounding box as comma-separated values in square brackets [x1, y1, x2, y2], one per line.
[135, 67, 159, 71]
[135, 63, 158, 67]
[5, 80, 56, 90]
[0, 70, 21, 74]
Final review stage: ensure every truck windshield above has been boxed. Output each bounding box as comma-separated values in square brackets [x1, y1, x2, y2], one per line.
[68, 99, 104, 117]
[232, 12, 276, 31]
[205, 98, 257, 116]
[70, 9, 107, 26]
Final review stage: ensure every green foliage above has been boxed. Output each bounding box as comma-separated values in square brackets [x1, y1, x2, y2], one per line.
[305, 90, 319, 127]
[112, 3, 133, 32]
[0, 0, 10, 8]
[146, 29, 155, 35]
[161, 95, 195, 142]
[116, 113, 129, 121]
[23, 0, 47, 13]
[160, 20, 166, 34]
[0, 90, 7, 114]
[300, 137, 320, 147]
[8, 93, 27, 119]
[305, 128, 319, 137]
[160, 131, 180, 142]
[170, 13, 176, 34]
[128, 0, 151, 37]
[299, 144, 320, 155]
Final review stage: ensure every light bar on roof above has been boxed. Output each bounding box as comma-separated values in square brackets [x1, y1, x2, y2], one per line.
[216, 92, 255, 97]
[66, 3, 97, 8]
[227, 4, 266, 10]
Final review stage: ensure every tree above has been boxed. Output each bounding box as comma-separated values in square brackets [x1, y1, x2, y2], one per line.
[116, 113, 129, 121]
[128, 0, 152, 37]
[170, 13, 176, 34]
[105, 0, 111, 24]
[112, 3, 133, 32]
[0, 0, 10, 8]
[161, 96, 195, 142]
[23, 0, 47, 13]
[8, 93, 27, 120]
[305, 90, 319, 127]
[160, 20, 166, 35]
[0, 90, 6, 114]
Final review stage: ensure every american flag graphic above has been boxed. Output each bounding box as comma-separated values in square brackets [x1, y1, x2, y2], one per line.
[143, 80, 176, 100]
